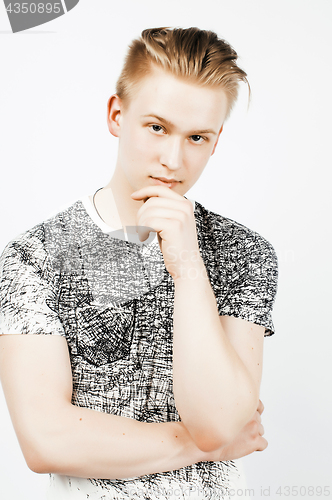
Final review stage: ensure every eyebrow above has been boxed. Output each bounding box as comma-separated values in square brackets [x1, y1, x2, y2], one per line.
[142, 114, 218, 136]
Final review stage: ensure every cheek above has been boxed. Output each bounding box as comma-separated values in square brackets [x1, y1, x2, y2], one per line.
[127, 128, 154, 158]
[187, 147, 211, 173]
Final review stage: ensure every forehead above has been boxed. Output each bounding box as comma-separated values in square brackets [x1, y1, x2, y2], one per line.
[124, 68, 228, 131]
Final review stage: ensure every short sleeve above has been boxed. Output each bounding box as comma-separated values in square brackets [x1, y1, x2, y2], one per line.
[0, 231, 66, 337]
[216, 232, 278, 337]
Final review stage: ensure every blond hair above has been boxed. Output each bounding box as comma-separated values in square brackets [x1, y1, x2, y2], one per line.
[116, 27, 249, 118]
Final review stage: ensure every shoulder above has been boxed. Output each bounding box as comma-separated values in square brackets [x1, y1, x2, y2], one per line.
[193, 202, 278, 335]
[194, 200, 277, 265]
[0, 200, 87, 273]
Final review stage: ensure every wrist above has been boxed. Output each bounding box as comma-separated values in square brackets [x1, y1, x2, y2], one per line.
[171, 256, 208, 284]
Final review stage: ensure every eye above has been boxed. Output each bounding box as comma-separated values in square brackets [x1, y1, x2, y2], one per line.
[150, 124, 165, 134]
[190, 135, 205, 144]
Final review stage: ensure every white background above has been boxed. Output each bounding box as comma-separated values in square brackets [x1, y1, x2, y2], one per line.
[0, 1, 331, 499]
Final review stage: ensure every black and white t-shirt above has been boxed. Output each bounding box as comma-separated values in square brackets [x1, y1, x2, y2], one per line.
[0, 197, 278, 500]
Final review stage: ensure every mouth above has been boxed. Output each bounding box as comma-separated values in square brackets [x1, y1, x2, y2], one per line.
[149, 176, 180, 188]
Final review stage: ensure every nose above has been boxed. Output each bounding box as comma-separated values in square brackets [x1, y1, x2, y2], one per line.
[159, 136, 183, 171]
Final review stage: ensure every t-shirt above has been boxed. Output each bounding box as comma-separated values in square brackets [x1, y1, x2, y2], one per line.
[0, 197, 278, 500]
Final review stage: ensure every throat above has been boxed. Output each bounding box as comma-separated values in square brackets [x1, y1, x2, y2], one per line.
[92, 186, 142, 229]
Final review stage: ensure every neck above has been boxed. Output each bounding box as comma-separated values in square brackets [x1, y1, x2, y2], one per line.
[95, 168, 144, 229]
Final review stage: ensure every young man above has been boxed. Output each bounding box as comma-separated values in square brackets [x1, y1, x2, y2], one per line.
[0, 27, 278, 499]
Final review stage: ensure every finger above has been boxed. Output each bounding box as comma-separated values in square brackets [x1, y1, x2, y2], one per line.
[136, 217, 176, 239]
[131, 185, 184, 202]
[256, 436, 268, 452]
[136, 226, 156, 242]
[257, 399, 264, 415]
[258, 423, 265, 436]
[255, 411, 262, 424]
[137, 209, 186, 232]
[137, 197, 192, 222]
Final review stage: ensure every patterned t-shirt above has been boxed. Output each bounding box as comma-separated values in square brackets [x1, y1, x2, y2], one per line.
[0, 197, 278, 500]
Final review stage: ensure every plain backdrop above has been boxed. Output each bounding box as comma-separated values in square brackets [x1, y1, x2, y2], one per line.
[0, 1, 331, 499]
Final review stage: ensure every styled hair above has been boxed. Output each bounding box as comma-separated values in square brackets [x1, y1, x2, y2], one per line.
[116, 27, 250, 118]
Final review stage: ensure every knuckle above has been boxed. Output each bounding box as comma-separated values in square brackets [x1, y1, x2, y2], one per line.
[174, 218, 182, 229]
[260, 438, 268, 451]
[251, 420, 259, 433]
[185, 200, 194, 212]
[256, 437, 268, 451]
[179, 211, 187, 224]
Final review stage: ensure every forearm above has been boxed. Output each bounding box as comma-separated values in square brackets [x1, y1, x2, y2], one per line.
[0, 334, 209, 480]
[172, 261, 258, 450]
[26, 403, 207, 479]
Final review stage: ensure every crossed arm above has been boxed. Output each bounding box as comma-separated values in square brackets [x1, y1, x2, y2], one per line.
[0, 313, 266, 479]
[0, 186, 268, 479]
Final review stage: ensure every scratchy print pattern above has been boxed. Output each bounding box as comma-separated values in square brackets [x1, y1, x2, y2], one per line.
[0, 198, 278, 499]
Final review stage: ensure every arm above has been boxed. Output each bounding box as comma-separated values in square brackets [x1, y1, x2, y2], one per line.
[211, 398, 267, 461]
[132, 186, 265, 451]
[173, 275, 263, 451]
[0, 333, 205, 478]
[0, 334, 266, 478]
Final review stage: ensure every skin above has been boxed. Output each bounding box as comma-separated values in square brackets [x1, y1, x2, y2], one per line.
[101, 67, 266, 450]
[0, 66, 267, 478]
[100, 67, 223, 227]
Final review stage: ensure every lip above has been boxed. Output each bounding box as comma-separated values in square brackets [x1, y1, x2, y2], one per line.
[150, 176, 180, 188]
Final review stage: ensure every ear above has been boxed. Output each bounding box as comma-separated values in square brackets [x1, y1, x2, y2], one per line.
[107, 94, 122, 138]
[211, 125, 223, 156]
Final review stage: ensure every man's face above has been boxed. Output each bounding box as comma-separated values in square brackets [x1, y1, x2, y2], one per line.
[111, 67, 229, 196]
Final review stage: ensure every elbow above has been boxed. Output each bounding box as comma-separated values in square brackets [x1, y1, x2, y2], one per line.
[27, 457, 52, 475]
[187, 425, 239, 452]
[24, 442, 55, 474]
[25, 442, 66, 474]
[19, 427, 63, 474]
[183, 418, 235, 452]
[192, 431, 233, 453]
[184, 393, 259, 453]
[189, 416, 246, 453]
[17, 406, 75, 474]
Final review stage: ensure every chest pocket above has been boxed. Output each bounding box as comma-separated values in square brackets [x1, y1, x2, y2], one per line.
[75, 301, 135, 366]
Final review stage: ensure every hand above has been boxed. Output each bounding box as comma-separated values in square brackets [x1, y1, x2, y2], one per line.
[131, 186, 204, 280]
[204, 400, 268, 462]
